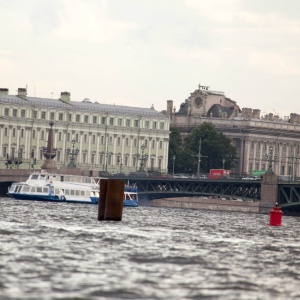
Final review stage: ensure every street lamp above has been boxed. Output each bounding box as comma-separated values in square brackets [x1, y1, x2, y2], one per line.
[172, 155, 176, 177]
[118, 157, 123, 174]
[222, 158, 225, 169]
[264, 145, 277, 173]
[138, 144, 148, 172]
[66, 138, 79, 168]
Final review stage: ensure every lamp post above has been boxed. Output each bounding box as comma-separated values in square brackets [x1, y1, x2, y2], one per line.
[264, 145, 277, 173]
[222, 158, 225, 169]
[118, 157, 123, 174]
[172, 155, 176, 177]
[192, 138, 207, 177]
[138, 144, 148, 172]
[66, 138, 79, 168]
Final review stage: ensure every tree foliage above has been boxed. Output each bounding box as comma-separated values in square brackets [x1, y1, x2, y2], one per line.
[168, 123, 237, 175]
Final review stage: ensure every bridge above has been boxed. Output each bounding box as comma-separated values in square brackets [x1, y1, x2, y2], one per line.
[1, 169, 300, 214]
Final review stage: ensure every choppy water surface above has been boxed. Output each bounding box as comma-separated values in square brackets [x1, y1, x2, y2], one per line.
[1, 198, 300, 300]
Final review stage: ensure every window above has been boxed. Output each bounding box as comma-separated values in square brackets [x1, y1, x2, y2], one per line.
[67, 133, 71, 141]
[145, 121, 149, 128]
[13, 109, 17, 117]
[159, 141, 163, 149]
[117, 137, 121, 145]
[21, 129, 24, 138]
[153, 122, 157, 129]
[84, 115, 89, 123]
[93, 116, 97, 124]
[57, 151, 61, 161]
[133, 156, 137, 167]
[109, 118, 114, 125]
[12, 128, 16, 137]
[4, 108, 9, 116]
[68, 114, 72, 122]
[109, 136, 112, 144]
[84, 134, 87, 143]
[126, 119, 130, 127]
[4, 128, 8, 136]
[33, 130, 36, 139]
[41, 131, 45, 140]
[101, 136, 104, 144]
[21, 110, 26, 118]
[76, 134, 79, 142]
[100, 154, 104, 164]
[76, 115, 80, 122]
[59, 113, 63, 121]
[101, 117, 106, 124]
[134, 120, 139, 127]
[3, 146, 7, 157]
[83, 153, 87, 164]
[41, 112, 46, 119]
[91, 154, 95, 164]
[158, 158, 162, 170]
[118, 118, 122, 126]
[160, 122, 164, 130]
[125, 138, 129, 146]
[125, 156, 128, 166]
[134, 139, 137, 147]
[92, 135, 96, 143]
[58, 132, 62, 141]
[50, 112, 55, 120]
[144, 140, 148, 147]
[152, 140, 155, 148]
[33, 111, 37, 119]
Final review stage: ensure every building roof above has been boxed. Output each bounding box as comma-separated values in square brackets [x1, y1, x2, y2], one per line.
[0, 94, 166, 118]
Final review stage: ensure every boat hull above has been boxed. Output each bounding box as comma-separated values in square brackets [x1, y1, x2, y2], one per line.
[8, 194, 138, 207]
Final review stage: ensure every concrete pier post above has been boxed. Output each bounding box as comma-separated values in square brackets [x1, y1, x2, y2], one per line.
[259, 173, 278, 214]
[98, 179, 124, 221]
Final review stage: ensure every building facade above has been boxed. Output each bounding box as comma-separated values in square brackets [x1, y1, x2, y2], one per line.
[0, 88, 170, 174]
[166, 84, 300, 178]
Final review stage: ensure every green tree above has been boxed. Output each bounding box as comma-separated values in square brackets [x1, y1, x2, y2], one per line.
[184, 122, 236, 173]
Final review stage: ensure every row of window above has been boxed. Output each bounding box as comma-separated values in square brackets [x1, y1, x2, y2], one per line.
[1, 128, 164, 149]
[250, 141, 300, 153]
[2, 108, 166, 129]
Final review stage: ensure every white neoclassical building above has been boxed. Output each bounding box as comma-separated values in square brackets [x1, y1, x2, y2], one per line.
[0, 88, 170, 174]
[165, 84, 300, 178]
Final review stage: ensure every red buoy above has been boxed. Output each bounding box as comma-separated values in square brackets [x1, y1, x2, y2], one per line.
[269, 203, 283, 226]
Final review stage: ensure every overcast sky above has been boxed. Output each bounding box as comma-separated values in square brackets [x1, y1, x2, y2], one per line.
[1, 0, 300, 117]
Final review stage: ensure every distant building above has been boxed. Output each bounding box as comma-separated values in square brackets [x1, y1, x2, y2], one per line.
[166, 84, 300, 177]
[0, 88, 170, 174]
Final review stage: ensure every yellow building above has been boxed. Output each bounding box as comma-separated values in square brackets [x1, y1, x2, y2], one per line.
[0, 88, 170, 174]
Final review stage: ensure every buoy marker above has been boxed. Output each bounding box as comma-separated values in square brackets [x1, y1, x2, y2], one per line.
[269, 202, 283, 226]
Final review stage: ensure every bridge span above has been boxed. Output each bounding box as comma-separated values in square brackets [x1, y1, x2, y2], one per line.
[1, 169, 300, 214]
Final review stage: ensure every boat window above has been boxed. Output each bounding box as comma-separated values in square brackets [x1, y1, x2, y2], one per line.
[37, 187, 43, 193]
[43, 187, 49, 193]
[23, 186, 30, 193]
[76, 190, 80, 196]
[70, 190, 75, 196]
[31, 175, 39, 180]
[30, 187, 36, 192]
[40, 175, 46, 180]
[65, 190, 69, 195]
[80, 191, 85, 196]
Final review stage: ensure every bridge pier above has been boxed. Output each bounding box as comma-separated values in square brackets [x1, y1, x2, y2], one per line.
[259, 173, 278, 214]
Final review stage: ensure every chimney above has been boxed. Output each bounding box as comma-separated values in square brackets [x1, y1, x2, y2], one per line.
[0, 88, 9, 95]
[17, 88, 27, 97]
[166, 100, 173, 117]
[60, 91, 71, 102]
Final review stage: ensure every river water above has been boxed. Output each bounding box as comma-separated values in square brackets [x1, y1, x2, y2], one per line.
[1, 198, 300, 300]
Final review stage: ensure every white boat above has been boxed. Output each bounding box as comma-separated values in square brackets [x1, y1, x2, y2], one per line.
[7, 171, 138, 207]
